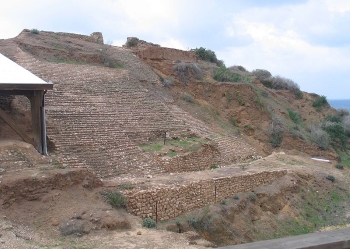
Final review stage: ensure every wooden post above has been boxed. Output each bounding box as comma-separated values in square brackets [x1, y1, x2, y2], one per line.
[28, 90, 45, 154]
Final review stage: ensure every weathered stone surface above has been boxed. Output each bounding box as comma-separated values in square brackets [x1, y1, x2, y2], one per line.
[124, 170, 287, 221]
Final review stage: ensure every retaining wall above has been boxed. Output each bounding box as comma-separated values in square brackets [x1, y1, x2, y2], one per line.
[125, 170, 287, 221]
[156, 144, 220, 172]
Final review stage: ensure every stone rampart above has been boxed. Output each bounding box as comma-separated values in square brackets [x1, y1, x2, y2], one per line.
[124, 170, 287, 221]
[125, 37, 196, 62]
[136, 46, 196, 62]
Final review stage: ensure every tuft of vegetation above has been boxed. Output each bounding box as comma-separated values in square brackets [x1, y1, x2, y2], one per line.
[181, 93, 195, 103]
[312, 95, 328, 111]
[173, 62, 203, 86]
[325, 114, 342, 123]
[139, 143, 163, 152]
[213, 66, 242, 83]
[187, 216, 201, 230]
[126, 37, 138, 47]
[294, 88, 303, 99]
[30, 29, 39, 34]
[309, 124, 331, 150]
[167, 151, 177, 157]
[210, 165, 219, 170]
[190, 47, 222, 66]
[162, 76, 174, 88]
[117, 183, 135, 190]
[335, 164, 344, 170]
[288, 109, 302, 125]
[326, 175, 335, 182]
[143, 217, 156, 228]
[249, 193, 258, 201]
[338, 109, 350, 117]
[102, 191, 126, 208]
[269, 121, 284, 147]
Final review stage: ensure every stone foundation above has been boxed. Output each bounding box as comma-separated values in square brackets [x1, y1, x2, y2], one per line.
[124, 170, 287, 221]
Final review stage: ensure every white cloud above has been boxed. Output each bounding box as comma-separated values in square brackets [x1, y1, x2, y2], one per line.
[160, 38, 187, 50]
[218, 0, 350, 98]
[324, 0, 350, 12]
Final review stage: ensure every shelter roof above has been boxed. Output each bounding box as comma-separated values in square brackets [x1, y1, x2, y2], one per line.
[0, 53, 53, 90]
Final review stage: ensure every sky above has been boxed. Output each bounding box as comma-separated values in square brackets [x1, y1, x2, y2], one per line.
[1, 0, 350, 99]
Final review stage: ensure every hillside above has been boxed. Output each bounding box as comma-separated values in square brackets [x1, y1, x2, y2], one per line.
[0, 30, 349, 248]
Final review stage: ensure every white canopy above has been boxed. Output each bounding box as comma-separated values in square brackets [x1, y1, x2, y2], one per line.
[0, 53, 46, 84]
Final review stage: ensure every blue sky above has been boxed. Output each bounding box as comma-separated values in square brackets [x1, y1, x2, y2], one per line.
[1, 0, 350, 99]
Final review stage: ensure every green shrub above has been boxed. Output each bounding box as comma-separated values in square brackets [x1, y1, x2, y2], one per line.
[143, 217, 156, 228]
[210, 165, 219, 170]
[338, 109, 349, 117]
[312, 96, 328, 111]
[288, 109, 302, 124]
[181, 93, 195, 103]
[335, 164, 344, 170]
[325, 114, 342, 123]
[294, 89, 303, 99]
[126, 37, 138, 47]
[326, 175, 335, 182]
[103, 191, 126, 208]
[260, 76, 300, 93]
[309, 124, 331, 150]
[220, 199, 227, 205]
[252, 69, 272, 80]
[213, 66, 242, 82]
[191, 47, 221, 66]
[187, 217, 200, 229]
[269, 121, 284, 147]
[323, 122, 347, 150]
[229, 65, 247, 72]
[249, 193, 258, 201]
[173, 62, 202, 86]
[30, 29, 39, 34]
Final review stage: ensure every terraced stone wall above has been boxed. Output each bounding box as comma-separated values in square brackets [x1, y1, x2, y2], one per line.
[125, 170, 287, 221]
[156, 144, 220, 173]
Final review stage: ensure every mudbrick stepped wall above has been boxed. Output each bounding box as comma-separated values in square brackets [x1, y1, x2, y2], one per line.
[0, 33, 258, 178]
[124, 170, 287, 221]
[10, 48, 190, 178]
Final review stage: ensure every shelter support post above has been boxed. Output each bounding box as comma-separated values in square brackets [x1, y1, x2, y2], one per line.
[28, 90, 47, 155]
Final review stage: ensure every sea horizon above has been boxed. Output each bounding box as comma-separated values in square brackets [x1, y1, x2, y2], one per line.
[328, 99, 350, 111]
